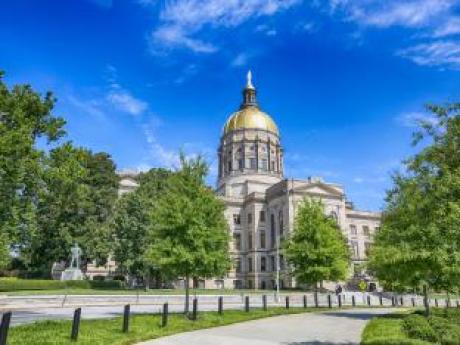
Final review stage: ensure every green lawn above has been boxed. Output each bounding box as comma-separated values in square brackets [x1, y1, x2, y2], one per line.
[4, 288, 299, 296]
[8, 307, 323, 345]
[361, 308, 460, 345]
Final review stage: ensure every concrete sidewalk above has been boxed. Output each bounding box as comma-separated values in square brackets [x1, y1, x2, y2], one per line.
[138, 308, 398, 345]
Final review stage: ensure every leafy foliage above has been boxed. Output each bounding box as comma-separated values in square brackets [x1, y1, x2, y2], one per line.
[0, 71, 118, 276]
[369, 103, 460, 295]
[111, 168, 171, 279]
[283, 198, 350, 287]
[144, 154, 230, 311]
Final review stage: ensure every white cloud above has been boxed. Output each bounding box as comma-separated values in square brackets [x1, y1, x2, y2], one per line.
[432, 16, 460, 37]
[397, 40, 460, 69]
[107, 89, 148, 115]
[149, 0, 301, 53]
[231, 53, 249, 67]
[330, 0, 456, 29]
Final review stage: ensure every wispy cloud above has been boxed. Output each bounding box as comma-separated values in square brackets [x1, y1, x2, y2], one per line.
[397, 40, 460, 69]
[326, 0, 460, 70]
[148, 0, 301, 53]
[231, 53, 250, 67]
[329, 0, 456, 29]
[105, 65, 149, 115]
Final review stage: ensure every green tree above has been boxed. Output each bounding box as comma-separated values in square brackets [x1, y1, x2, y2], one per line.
[145, 154, 230, 313]
[0, 233, 10, 270]
[368, 103, 460, 315]
[283, 198, 350, 290]
[0, 71, 65, 250]
[111, 169, 171, 285]
[28, 143, 118, 275]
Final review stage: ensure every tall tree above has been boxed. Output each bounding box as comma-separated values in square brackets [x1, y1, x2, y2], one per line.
[368, 103, 460, 315]
[111, 169, 171, 284]
[144, 154, 230, 313]
[283, 198, 350, 290]
[28, 143, 118, 275]
[0, 71, 65, 252]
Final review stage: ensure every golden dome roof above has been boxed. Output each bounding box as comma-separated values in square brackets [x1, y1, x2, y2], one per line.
[223, 71, 279, 136]
[223, 106, 279, 135]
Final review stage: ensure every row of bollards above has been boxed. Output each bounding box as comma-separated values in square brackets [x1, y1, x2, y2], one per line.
[1, 294, 458, 343]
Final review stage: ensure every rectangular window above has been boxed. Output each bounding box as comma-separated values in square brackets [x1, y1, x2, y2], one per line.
[364, 242, 371, 257]
[351, 241, 359, 258]
[363, 225, 370, 237]
[259, 210, 265, 222]
[375, 226, 381, 232]
[270, 256, 275, 272]
[233, 233, 241, 250]
[227, 160, 232, 172]
[350, 224, 357, 235]
[233, 214, 241, 225]
[279, 255, 285, 270]
[238, 159, 244, 170]
[261, 159, 268, 171]
[260, 230, 266, 249]
[271, 214, 276, 248]
[235, 258, 241, 273]
[271, 161, 275, 171]
[248, 233, 253, 250]
[248, 258, 253, 272]
[249, 158, 256, 169]
[247, 213, 252, 224]
[261, 257, 267, 272]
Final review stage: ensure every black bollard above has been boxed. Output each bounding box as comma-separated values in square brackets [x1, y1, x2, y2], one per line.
[379, 295, 383, 306]
[0, 311, 12, 345]
[314, 292, 319, 308]
[245, 296, 250, 312]
[412, 298, 415, 307]
[352, 295, 356, 307]
[162, 303, 168, 327]
[435, 298, 439, 308]
[123, 304, 130, 333]
[327, 294, 332, 308]
[303, 295, 307, 308]
[262, 295, 267, 311]
[192, 298, 198, 320]
[218, 296, 223, 315]
[71, 308, 82, 341]
[400, 297, 404, 306]
[285, 296, 290, 309]
[367, 295, 371, 307]
[338, 295, 342, 308]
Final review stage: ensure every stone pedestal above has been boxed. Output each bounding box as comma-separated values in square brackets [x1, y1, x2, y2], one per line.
[61, 268, 84, 281]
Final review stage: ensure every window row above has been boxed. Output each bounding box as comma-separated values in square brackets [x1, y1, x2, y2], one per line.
[350, 241, 372, 258]
[234, 255, 285, 273]
[349, 224, 379, 237]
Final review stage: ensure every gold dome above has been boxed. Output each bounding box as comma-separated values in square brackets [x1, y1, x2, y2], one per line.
[223, 106, 279, 135]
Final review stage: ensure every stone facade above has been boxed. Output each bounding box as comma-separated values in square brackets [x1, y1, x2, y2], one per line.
[215, 73, 381, 290]
[116, 72, 381, 290]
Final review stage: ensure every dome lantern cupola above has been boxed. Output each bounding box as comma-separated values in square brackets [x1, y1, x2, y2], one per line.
[217, 71, 284, 192]
[241, 70, 257, 108]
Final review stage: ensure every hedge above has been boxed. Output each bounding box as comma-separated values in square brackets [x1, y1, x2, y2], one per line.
[0, 278, 123, 291]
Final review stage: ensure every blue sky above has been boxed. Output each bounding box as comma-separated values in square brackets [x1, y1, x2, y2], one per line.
[1, 0, 460, 211]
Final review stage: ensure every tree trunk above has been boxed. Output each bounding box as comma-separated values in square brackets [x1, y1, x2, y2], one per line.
[423, 284, 430, 317]
[184, 274, 190, 314]
[144, 271, 150, 292]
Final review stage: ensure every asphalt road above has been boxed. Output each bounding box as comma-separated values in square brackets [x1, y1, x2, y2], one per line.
[138, 308, 397, 345]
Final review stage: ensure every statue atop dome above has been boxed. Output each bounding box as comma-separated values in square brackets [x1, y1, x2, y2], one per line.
[246, 70, 255, 90]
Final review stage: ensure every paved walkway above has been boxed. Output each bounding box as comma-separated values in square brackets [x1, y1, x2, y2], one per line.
[138, 308, 397, 345]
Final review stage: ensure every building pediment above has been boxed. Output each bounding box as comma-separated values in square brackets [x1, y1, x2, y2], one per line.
[294, 182, 344, 198]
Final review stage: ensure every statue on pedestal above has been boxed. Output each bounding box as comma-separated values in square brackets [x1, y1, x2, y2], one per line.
[60, 243, 85, 281]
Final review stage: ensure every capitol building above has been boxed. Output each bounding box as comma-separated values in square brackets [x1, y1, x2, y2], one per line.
[119, 72, 381, 290]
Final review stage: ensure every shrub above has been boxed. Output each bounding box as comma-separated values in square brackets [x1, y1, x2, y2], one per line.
[0, 279, 123, 291]
[403, 315, 438, 343]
